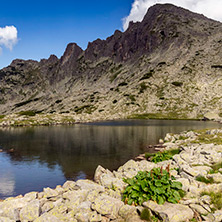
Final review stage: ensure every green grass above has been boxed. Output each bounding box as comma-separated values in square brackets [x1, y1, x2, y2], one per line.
[201, 191, 222, 210]
[0, 115, 5, 119]
[145, 149, 181, 163]
[128, 112, 192, 120]
[18, 110, 38, 116]
[140, 70, 154, 81]
[172, 82, 183, 87]
[192, 132, 222, 145]
[208, 161, 222, 174]
[195, 175, 215, 184]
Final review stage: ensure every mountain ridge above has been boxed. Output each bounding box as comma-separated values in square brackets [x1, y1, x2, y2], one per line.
[1, 3, 222, 122]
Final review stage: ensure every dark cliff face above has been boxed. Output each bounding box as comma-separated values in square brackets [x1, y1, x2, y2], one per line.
[0, 3, 222, 115]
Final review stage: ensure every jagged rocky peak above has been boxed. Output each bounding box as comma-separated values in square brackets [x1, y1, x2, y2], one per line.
[60, 43, 83, 65]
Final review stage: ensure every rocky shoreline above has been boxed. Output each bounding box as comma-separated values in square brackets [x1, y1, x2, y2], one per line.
[0, 129, 222, 221]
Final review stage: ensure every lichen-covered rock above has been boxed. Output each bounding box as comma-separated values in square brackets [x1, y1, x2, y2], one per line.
[207, 173, 222, 183]
[143, 201, 194, 222]
[99, 174, 126, 191]
[76, 179, 105, 192]
[41, 201, 54, 213]
[92, 194, 124, 219]
[94, 165, 107, 183]
[43, 187, 59, 198]
[118, 205, 138, 219]
[20, 199, 40, 221]
[189, 203, 209, 215]
[0, 197, 30, 220]
[89, 211, 102, 222]
[0, 216, 15, 222]
[62, 181, 77, 190]
[213, 210, 222, 222]
[24, 192, 38, 201]
[33, 213, 63, 222]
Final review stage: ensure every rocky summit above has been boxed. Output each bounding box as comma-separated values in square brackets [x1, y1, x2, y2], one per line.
[1, 4, 222, 121]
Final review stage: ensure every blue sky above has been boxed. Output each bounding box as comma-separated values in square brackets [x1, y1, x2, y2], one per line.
[0, 0, 134, 68]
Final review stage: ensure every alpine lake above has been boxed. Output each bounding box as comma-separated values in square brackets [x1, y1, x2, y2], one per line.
[0, 119, 221, 199]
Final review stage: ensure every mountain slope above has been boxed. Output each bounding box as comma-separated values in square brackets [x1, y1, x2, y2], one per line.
[1, 3, 222, 121]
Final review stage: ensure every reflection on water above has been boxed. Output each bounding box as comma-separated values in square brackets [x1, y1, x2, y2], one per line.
[0, 119, 221, 199]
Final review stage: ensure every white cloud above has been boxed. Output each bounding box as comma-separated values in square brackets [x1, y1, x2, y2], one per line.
[123, 0, 222, 31]
[0, 26, 18, 53]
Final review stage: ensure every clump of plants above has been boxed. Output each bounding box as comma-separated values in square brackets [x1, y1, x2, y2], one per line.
[18, 110, 39, 116]
[201, 191, 222, 210]
[145, 149, 180, 163]
[172, 81, 183, 87]
[122, 166, 185, 206]
[208, 161, 222, 174]
[139, 208, 159, 221]
[195, 175, 215, 184]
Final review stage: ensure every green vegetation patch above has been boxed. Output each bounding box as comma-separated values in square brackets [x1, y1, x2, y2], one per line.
[172, 82, 183, 87]
[128, 112, 188, 120]
[118, 82, 128, 87]
[0, 115, 5, 119]
[74, 105, 96, 114]
[140, 70, 154, 81]
[192, 131, 222, 145]
[208, 161, 222, 174]
[122, 167, 185, 206]
[140, 208, 159, 221]
[139, 82, 148, 93]
[145, 149, 180, 163]
[195, 175, 215, 184]
[18, 110, 41, 116]
[15, 98, 40, 108]
[201, 191, 222, 210]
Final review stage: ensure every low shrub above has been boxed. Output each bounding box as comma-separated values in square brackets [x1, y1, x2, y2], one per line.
[201, 191, 222, 210]
[195, 175, 214, 184]
[122, 167, 185, 206]
[18, 110, 38, 116]
[172, 82, 183, 87]
[145, 149, 180, 163]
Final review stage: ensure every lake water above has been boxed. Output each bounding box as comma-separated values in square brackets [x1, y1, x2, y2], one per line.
[0, 119, 221, 199]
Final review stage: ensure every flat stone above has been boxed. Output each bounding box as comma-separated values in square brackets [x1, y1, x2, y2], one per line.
[24, 192, 38, 201]
[76, 179, 105, 192]
[189, 203, 209, 215]
[118, 205, 138, 219]
[62, 181, 77, 190]
[0, 197, 30, 220]
[143, 201, 194, 222]
[41, 201, 54, 213]
[43, 188, 59, 198]
[99, 174, 126, 191]
[0, 217, 15, 222]
[63, 190, 88, 202]
[207, 173, 222, 183]
[94, 165, 107, 183]
[20, 199, 40, 221]
[89, 211, 102, 222]
[92, 194, 124, 219]
[213, 210, 222, 222]
[33, 213, 61, 222]
[119, 160, 138, 172]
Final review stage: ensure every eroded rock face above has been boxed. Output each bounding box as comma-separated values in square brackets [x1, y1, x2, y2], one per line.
[1, 4, 222, 120]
